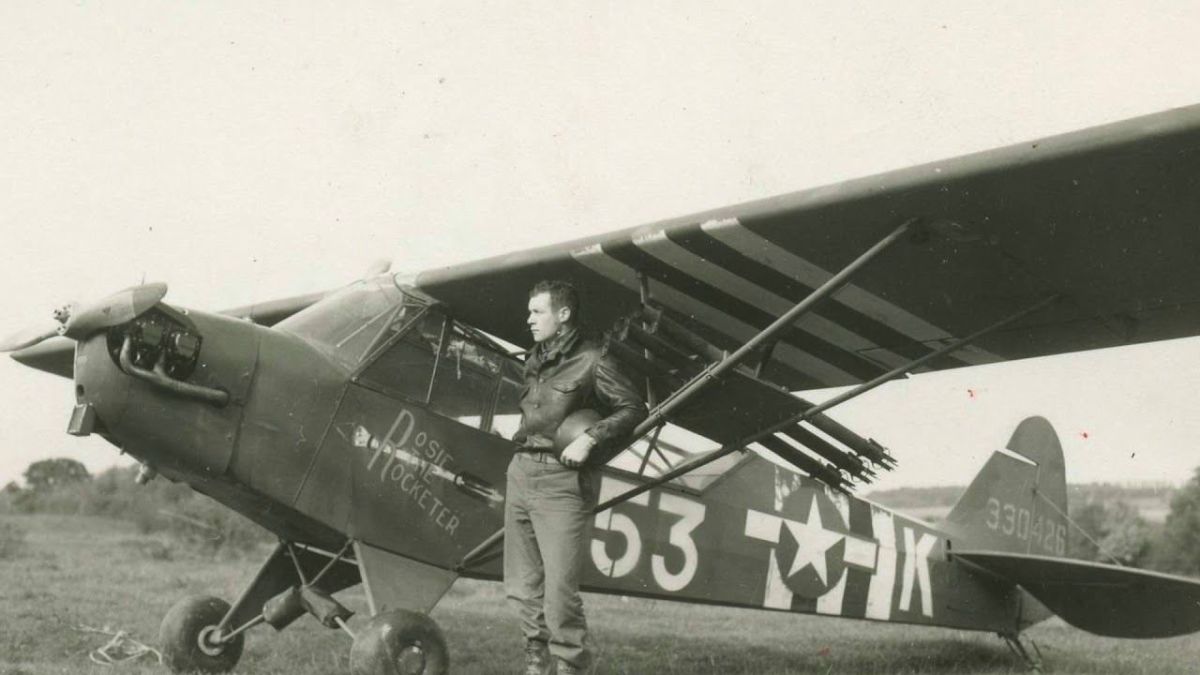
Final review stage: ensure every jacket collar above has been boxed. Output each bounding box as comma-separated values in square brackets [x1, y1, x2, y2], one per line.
[531, 325, 580, 367]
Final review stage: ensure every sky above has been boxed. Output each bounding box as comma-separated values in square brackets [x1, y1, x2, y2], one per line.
[2, 2, 1199, 492]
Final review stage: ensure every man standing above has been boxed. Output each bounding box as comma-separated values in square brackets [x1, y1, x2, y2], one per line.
[506, 280, 647, 675]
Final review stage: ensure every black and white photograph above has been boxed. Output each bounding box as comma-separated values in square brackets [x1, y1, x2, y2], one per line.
[3, 3, 1200, 673]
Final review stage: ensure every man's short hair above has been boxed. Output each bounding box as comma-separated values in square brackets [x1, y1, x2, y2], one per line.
[530, 280, 580, 322]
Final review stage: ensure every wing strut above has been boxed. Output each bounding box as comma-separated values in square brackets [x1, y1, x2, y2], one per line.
[621, 218, 917, 440]
[636, 425, 666, 475]
[590, 292, 1060, 512]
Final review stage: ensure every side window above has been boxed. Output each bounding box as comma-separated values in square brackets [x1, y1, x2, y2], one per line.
[428, 328, 504, 429]
[356, 308, 446, 402]
[489, 364, 525, 439]
[357, 313, 524, 435]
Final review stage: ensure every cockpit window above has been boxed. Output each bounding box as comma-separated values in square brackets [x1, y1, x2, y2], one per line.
[490, 373, 524, 439]
[353, 305, 524, 433]
[355, 308, 446, 403]
[277, 276, 424, 370]
[428, 326, 505, 428]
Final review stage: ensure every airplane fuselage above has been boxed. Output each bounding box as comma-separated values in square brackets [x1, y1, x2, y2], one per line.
[69, 287, 1036, 636]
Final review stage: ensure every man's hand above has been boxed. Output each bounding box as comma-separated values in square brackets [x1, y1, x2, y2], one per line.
[559, 433, 596, 468]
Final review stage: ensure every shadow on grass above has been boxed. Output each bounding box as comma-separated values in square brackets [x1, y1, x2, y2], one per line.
[438, 602, 1022, 675]
[598, 633, 1017, 674]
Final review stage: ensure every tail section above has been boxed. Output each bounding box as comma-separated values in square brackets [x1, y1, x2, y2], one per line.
[944, 416, 1067, 555]
[949, 417, 1200, 638]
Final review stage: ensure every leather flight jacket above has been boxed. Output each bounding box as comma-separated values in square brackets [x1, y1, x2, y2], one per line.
[513, 326, 647, 465]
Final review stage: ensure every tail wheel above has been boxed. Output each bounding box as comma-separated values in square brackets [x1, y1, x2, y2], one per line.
[349, 609, 449, 675]
[159, 595, 244, 674]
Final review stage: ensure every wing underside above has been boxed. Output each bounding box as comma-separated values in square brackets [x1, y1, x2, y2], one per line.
[414, 105, 1200, 392]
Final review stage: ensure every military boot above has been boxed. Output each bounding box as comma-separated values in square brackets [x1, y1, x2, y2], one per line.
[557, 660, 592, 675]
[523, 640, 552, 675]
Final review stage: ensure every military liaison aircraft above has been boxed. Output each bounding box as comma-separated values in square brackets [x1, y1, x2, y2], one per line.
[7, 104, 1200, 674]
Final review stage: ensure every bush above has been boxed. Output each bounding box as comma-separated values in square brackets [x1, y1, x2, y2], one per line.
[1067, 499, 1153, 567]
[2, 464, 269, 558]
[24, 458, 90, 490]
[1151, 467, 1200, 575]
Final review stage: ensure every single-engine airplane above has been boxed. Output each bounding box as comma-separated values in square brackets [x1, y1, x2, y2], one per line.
[7, 104, 1200, 675]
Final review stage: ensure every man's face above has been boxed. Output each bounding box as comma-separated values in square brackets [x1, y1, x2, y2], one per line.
[527, 292, 570, 343]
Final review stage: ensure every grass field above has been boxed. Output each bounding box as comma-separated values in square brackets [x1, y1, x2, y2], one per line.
[2, 514, 1198, 674]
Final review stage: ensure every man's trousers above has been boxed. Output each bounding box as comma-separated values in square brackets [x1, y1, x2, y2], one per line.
[504, 452, 599, 670]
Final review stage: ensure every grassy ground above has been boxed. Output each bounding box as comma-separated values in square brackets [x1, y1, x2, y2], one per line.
[2, 514, 1198, 674]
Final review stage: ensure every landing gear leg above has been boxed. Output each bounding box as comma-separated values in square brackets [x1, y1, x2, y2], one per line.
[158, 540, 362, 674]
[1000, 632, 1043, 673]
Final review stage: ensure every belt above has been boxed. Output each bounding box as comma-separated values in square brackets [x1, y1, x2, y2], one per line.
[517, 449, 560, 464]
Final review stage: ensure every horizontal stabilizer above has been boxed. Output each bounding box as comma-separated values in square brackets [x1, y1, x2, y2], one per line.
[956, 550, 1200, 638]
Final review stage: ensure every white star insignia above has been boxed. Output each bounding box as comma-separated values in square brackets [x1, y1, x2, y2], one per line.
[784, 493, 846, 584]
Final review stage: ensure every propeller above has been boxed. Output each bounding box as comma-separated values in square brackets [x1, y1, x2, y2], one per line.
[0, 322, 64, 354]
[0, 282, 168, 353]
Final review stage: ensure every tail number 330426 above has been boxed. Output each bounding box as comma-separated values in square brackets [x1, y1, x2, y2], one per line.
[591, 476, 706, 592]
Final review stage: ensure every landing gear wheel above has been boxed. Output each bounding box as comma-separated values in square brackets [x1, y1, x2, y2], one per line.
[349, 610, 449, 675]
[158, 595, 244, 674]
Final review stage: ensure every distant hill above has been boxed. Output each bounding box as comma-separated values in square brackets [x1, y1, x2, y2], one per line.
[866, 482, 1177, 524]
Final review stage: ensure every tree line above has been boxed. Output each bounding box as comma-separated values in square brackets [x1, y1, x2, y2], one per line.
[1, 458, 268, 557]
[6, 458, 1200, 574]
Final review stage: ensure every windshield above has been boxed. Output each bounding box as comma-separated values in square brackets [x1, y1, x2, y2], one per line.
[277, 274, 422, 370]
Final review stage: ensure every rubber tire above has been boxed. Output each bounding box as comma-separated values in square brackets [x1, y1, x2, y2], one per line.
[349, 610, 449, 675]
[158, 595, 244, 674]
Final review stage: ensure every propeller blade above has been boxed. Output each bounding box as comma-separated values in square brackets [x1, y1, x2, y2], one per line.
[62, 282, 168, 340]
[0, 322, 63, 353]
[11, 337, 74, 378]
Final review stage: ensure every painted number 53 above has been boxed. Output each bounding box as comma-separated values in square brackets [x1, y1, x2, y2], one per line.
[591, 476, 706, 592]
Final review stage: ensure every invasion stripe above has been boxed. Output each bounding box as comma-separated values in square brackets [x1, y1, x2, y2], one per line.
[604, 239, 885, 383]
[670, 224, 954, 368]
[632, 230, 913, 370]
[821, 489, 853, 621]
[842, 568, 873, 620]
[569, 244, 829, 388]
[848, 495, 875, 539]
[841, 497, 878, 620]
[816, 570, 848, 616]
[865, 507, 898, 621]
[700, 218, 1000, 365]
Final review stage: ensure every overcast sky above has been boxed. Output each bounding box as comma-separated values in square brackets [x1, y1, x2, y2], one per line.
[2, 2, 1199, 492]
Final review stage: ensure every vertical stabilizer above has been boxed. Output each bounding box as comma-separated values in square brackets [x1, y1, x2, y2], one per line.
[944, 417, 1068, 555]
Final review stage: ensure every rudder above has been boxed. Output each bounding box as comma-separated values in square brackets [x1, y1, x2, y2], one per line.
[943, 416, 1068, 555]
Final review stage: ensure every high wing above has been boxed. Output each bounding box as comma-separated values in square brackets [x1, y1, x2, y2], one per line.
[222, 290, 329, 327]
[412, 104, 1200, 391]
[17, 106, 1199, 490]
